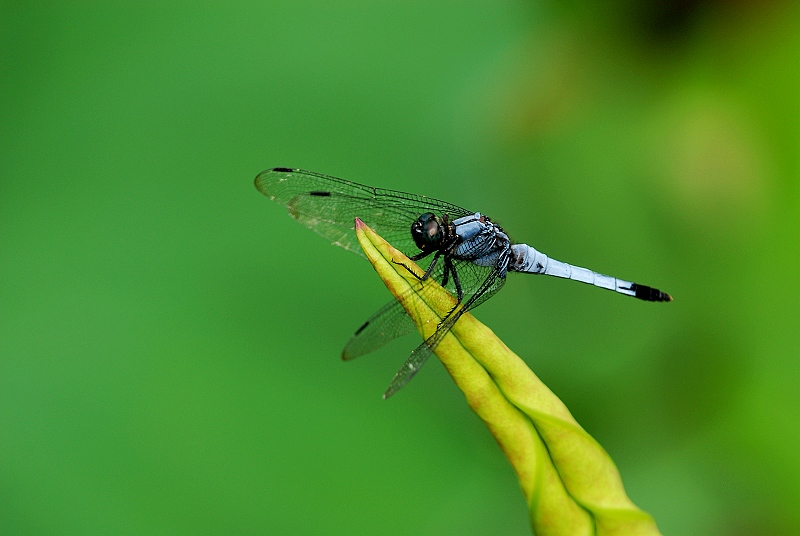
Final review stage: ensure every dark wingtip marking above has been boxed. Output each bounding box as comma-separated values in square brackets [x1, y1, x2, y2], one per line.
[309, 191, 331, 196]
[632, 283, 672, 302]
[272, 167, 294, 172]
[354, 321, 369, 335]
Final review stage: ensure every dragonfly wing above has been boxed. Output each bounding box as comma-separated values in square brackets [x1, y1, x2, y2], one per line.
[287, 195, 374, 258]
[382, 268, 505, 398]
[255, 168, 474, 259]
[342, 259, 453, 359]
[383, 339, 435, 399]
[342, 299, 416, 360]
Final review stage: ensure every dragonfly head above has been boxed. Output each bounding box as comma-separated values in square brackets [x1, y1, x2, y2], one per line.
[411, 212, 447, 252]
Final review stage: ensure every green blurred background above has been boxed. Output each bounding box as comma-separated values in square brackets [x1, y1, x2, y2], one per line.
[2, 1, 798, 534]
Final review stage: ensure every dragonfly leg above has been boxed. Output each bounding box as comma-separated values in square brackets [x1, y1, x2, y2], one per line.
[393, 250, 441, 281]
[444, 256, 463, 302]
[409, 250, 433, 262]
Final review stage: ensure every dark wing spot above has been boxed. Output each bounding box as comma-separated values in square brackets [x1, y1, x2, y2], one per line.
[632, 283, 673, 302]
[354, 321, 369, 335]
[272, 167, 294, 172]
[309, 191, 331, 197]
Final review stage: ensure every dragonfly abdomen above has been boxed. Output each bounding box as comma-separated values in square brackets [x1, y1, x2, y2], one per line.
[509, 244, 672, 302]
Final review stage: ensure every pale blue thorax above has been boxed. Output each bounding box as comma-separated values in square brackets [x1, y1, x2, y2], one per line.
[451, 213, 512, 275]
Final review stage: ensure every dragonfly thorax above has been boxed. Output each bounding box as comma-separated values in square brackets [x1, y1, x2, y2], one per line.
[410, 212, 456, 252]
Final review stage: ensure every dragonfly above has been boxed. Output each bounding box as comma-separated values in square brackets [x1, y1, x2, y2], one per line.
[255, 167, 671, 398]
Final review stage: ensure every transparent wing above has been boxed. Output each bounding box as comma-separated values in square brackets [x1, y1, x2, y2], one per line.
[255, 167, 474, 259]
[342, 252, 503, 360]
[341, 299, 416, 360]
[342, 258, 448, 359]
[383, 267, 506, 398]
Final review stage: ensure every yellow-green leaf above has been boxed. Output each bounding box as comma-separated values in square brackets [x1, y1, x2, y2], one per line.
[354, 218, 662, 536]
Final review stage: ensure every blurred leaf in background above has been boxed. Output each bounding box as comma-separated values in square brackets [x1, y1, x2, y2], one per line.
[1, 1, 798, 535]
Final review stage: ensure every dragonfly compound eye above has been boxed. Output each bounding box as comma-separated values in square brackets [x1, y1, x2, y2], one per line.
[411, 212, 442, 251]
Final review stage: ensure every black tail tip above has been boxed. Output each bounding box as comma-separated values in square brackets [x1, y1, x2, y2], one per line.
[632, 283, 673, 302]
